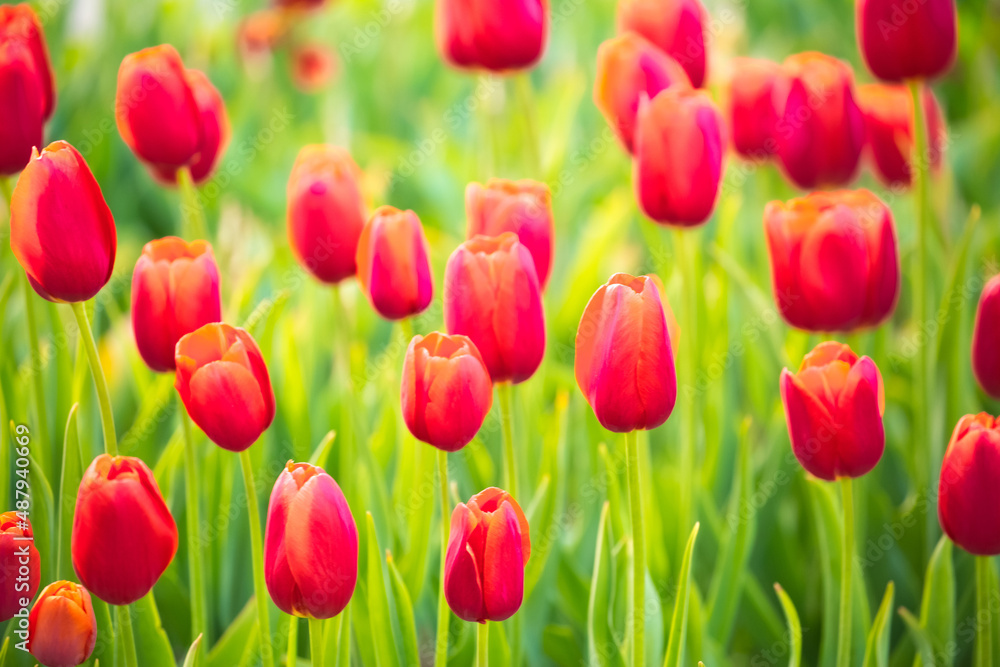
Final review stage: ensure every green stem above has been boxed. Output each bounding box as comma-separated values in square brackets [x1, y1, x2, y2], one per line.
[309, 617, 325, 667]
[287, 617, 299, 667]
[118, 604, 138, 667]
[477, 621, 489, 667]
[625, 430, 645, 667]
[977, 556, 993, 667]
[22, 275, 49, 471]
[497, 382, 517, 499]
[513, 73, 541, 174]
[181, 407, 207, 657]
[835, 477, 854, 667]
[177, 166, 207, 240]
[70, 301, 117, 456]
[672, 229, 696, 555]
[435, 449, 451, 667]
[399, 317, 414, 345]
[239, 448, 274, 667]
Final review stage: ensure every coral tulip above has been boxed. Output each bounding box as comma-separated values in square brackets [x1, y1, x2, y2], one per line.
[356, 206, 434, 320]
[28, 581, 97, 667]
[435, 0, 547, 72]
[857, 83, 944, 188]
[152, 69, 230, 185]
[292, 44, 337, 93]
[237, 9, 287, 65]
[728, 57, 783, 159]
[0, 512, 40, 622]
[972, 275, 1000, 399]
[939, 414, 1000, 555]
[618, 0, 708, 88]
[0, 4, 54, 117]
[856, 0, 957, 82]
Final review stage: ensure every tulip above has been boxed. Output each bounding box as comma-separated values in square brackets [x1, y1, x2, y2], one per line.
[0, 512, 40, 622]
[857, 83, 944, 188]
[287, 145, 367, 284]
[972, 275, 1000, 399]
[271, 0, 326, 10]
[356, 206, 434, 320]
[10, 141, 117, 303]
[444, 233, 545, 384]
[131, 237, 221, 373]
[435, 0, 547, 72]
[728, 57, 783, 159]
[466, 179, 555, 290]
[28, 581, 97, 667]
[72, 455, 178, 605]
[780, 341, 885, 481]
[857, 0, 957, 82]
[237, 10, 287, 66]
[764, 189, 899, 332]
[593, 32, 691, 153]
[774, 52, 865, 190]
[617, 0, 709, 88]
[938, 414, 1000, 555]
[0, 4, 54, 117]
[151, 69, 230, 185]
[445, 487, 530, 623]
[292, 44, 337, 93]
[175, 323, 275, 452]
[633, 87, 725, 226]
[264, 461, 358, 618]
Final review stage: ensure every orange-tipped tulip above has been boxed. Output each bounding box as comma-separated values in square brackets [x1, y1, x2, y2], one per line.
[618, 0, 709, 88]
[857, 0, 957, 82]
[972, 275, 1000, 399]
[435, 0, 547, 72]
[131, 237, 221, 373]
[151, 69, 230, 185]
[264, 461, 358, 618]
[72, 455, 178, 605]
[939, 414, 1000, 555]
[444, 233, 546, 384]
[175, 323, 276, 452]
[857, 83, 944, 188]
[356, 206, 434, 320]
[445, 487, 530, 623]
[0, 5, 54, 175]
[291, 44, 337, 93]
[1, 512, 40, 622]
[10, 141, 116, 303]
[27, 581, 97, 667]
[728, 57, 783, 159]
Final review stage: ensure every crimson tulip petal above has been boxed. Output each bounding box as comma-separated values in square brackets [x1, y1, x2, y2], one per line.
[184, 361, 269, 452]
[481, 502, 525, 623]
[939, 415, 1000, 555]
[444, 504, 486, 622]
[780, 368, 840, 481]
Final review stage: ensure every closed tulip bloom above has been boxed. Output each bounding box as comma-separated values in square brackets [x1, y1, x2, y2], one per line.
[264, 461, 358, 618]
[287, 145, 366, 284]
[0, 5, 55, 117]
[401, 332, 494, 451]
[72, 455, 178, 605]
[728, 57, 783, 159]
[634, 87, 725, 226]
[435, 0, 547, 72]
[444, 233, 546, 384]
[780, 342, 885, 481]
[175, 323, 276, 452]
[857, 83, 944, 188]
[618, 0, 709, 88]
[594, 32, 691, 153]
[972, 275, 1000, 399]
[131, 237, 221, 373]
[939, 414, 1000, 555]
[466, 179, 555, 290]
[445, 487, 530, 623]
[356, 206, 434, 320]
[10, 141, 117, 303]
[1, 512, 40, 622]
[764, 189, 899, 332]
[152, 69, 230, 185]
[857, 0, 957, 82]
[292, 44, 337, 93]
[28, 581, 97, 667]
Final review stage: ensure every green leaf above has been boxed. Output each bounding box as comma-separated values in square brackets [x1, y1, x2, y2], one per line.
[132, 592, 175, 667]
[386, 551, 420, 667]
[663, 522, 700, 667]
[308, 430, 337, 469]
[808, 479, 841, 667]
[588, 502, 626, 667]
[913, 536, 954, 667]
[863, 582, 895, 667]
[182, 635, 203, 667]
[89, 597, 116, 667]
[899, 607, 937, 666]
[56, 403, 82, 581]
[366, 512, 400, 667]
[207, 599, 256, 667]
[773, 584, 802, 667]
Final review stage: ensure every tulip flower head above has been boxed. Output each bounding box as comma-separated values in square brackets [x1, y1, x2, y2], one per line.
[728, 57, 783, 159]
[435, 0, 547, 72]
[939, 414, 1000, 555]
[445, 487, 530, 623]
[617, 0, 709, 87]
[972, 275, 1000, 400]
[356, 206, 434, 320]
[292, 44, 337, 93]
[0, 5, 54, 116]
[1, 512, 40, 622]
[857, 0, 957, 82]
[28, 581, 97, 667]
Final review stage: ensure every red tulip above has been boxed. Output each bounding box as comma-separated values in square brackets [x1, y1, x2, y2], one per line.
[972, 275, 1000, 399]
[444, 233, 546, 384]
[780, 341, 885, 481]
[286, 145, 367, 284]
[1, 512, 40, 622]
[445, 487, 530, 623]
[617, 0, 709, 88]
[774, 52, 865, 190]
[938, 414, 1000, 555]
[264, 461, 358, 618]
[356, 206, 434, 320]
[151, 69, 230, 185]
[728, 57, 783, 159]
[0, 5, 54, 175]
[0, 4, 54, 117]
[764, 189, 899, 332]
[857, 0, 957, 82]
[72, 455, 178, 605]
[131, 237, 221, 373]
[593, 32, 691, 153]
[292, 44, 337, 93]
[10, 141, 117, 303]
[237, 10, 288, 65]
[633, 87, 725, 226]
[435, 0, 547, 72]
[271, 0, 326, 10]
[28, 581, 97, 667]
[175, 323, 275, 452]
[401, 332, 494, 451]
[466, 179, 555, 290]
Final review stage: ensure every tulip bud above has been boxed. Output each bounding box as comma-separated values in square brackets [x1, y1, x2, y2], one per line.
[728, 57, 783, 159]
[72, 455, 178, 605]
[292, 44, 337, 93]
[1, 512, 40, 622]
[131, 237, 222, 373]
[444, 233, 546, 384]
[264, 461, 358, 618]
[466, 179, 555, 290]
[356, 206, 434, 320]
[764, 189, 899, 332]
[617, 0, 709, 88]
[780, 341, 885, 481]
[972, 275, 1000, 399]
[633, 87, 725, 226]
[445, 487, 530, 623]
[0, 4, 55, 117]
[175, 323, 276, 452]
[28, 581, 97, 667]
[151, 69, 230, 185]
[939, 414, 1000, 555]
[10, 141, 117, 303]
[857, 0, 957, 82]
[287, 145, 367, 284]
[435, 0, 547, 72]
[401, 332, 494, 451]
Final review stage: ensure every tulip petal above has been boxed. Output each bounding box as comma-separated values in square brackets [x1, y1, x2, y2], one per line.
[185, 360, 269, 451]
[481, 501, 525, 622]
[834, 356, 885, 478]
[444, 504, 485, 622]
[780, 368, 839, 481]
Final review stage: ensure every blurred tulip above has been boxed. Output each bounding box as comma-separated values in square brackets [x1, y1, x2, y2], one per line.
[10, 141, 116, 303]
[445, 487, 530, 623]
[0, 4, 54, 117]
[237, 9, 287, 66]
[764, 189, 899, 332]
[633, 87, 725, 226]
[28, 581, 96, 667]
[938, 413, 1000, 555]
[356, 206, 434, 320]
[780, 341, 885, 481]
[264, 461, 358, 618]
[728, 57, 783, 159]
[292, 44, 337, 93]
[617, 0, 708, 88]
[435, 0, 547, 72]
[593, 32, 691, 153]
[857, 0, 957, 82]
[0, 512, 40, 622]
[972, 275, 1000, 399]
[857, 83, 944, 188]
[466, 179, 554, 290]
[575, 273, 677, 433]
[152, 69, 230, 185]
[271, 0, 326, 10]
[774, 52, 865, 189]
[0, 5, 54, 175]
[131, 237, 221, 373]
[444, 233, 545, 384]
[72, 455, 178, 605]
[175, 323, 276, 452]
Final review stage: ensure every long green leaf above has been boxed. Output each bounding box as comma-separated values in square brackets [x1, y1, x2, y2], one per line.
[386, 551, 420, 667]
[366, 512, 400, 667]
[663, 523, 700, 667]
[132, 592, 175, 667]
[863, 582, 895, 667]
[182, 635, 203, 667]
[56, 403, 82, 580]
[913, 536, 954, 667]
[774, 584, 802, 667]
[900, 608, 937, 666]
[588, 501, 626, 667]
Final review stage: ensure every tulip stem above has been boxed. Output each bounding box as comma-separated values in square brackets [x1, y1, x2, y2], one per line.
[22, 275, 49, 473]
[672, 228, 696, 556]
[181, 406, 208, 657]
[70, 301, 117, 456]
[118, 604, 139, 667]
[177, 166, 208, 240]
[835, 477, 854, 667]
[309, 617, 325, 667]
[497, 381, 517, 499]
[287, 617, 298, 666]
[514, 73, 541, 174]
[435, 449, 451, 667]
[239, 448, 275, 667]
[976, 556, 993, 667]
[625, 429, 645, 667]
[477, 621, 489, 667]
